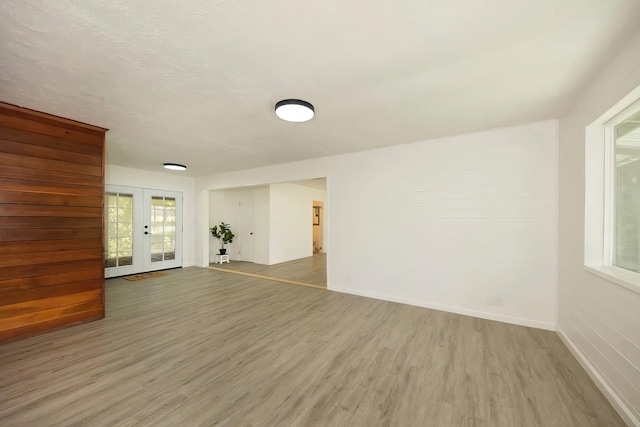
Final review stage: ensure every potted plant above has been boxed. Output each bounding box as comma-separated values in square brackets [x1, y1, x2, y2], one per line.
[210, 222, 234, 255]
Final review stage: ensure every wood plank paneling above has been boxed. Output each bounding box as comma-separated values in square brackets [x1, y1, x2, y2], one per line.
[0, 238, 102, 255]
[0, 101, 106, 342]
[0, 151, 102, 176]
[0, 290, 102, 319]
[0, 204, 102, 217]
[0, 113, 104, 145]
[0, 191, 102, 207]
[0, 127, 103, 156]
[0, 178, 103, 197]
[0, 228, 101, 241]
[0, 308, 103, 342]
[0, 259, 102, 281]
[0, 297, 103, 330]
[1, 280, 103, 306]
[0, 139, 102, 166]
[0, 165, 103, 187]
[0, 102, 106, 133]
[0, 248, 102, 267]
[0, 216, 100, 230]
[0, 269, 103, 293]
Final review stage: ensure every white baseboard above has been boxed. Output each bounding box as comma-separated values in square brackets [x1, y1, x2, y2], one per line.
[556, 327, 638, 427]
[328, 285, 555, 331]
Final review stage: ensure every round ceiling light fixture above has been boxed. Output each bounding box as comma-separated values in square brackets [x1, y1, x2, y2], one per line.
[275, 99, 315, 122]
[163, 163, 187, 171]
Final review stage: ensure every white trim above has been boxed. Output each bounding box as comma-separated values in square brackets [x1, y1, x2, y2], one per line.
[584, 125, 606, 266]
[602, 124, 615, 265]
[557, 327, 639, 427]
[584, 85, 640, 294]
[584, 265, 640, 295]
[328, 285, 555, 331]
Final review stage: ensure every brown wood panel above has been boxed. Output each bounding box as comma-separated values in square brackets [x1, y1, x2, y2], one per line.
[0, 127, 103, 156]
[0, 216, 100, 229]
[0, 152, 101, 176]
[0, 227, 101, 242]
[0, 165, 103, 187]
[0, 308, 103, 342]
[0, 102, 107, 133]
[0, 114, 104, 145]
[0, 289, 102, 320]
[0, 139, 102, 166]
[0, 191, 102, 207]
[0, 102, 105, 342]
[0, 280, 102, 306]
[0, 178, 103, 197]
[0, 289, 102, 331]
[0, 259, 102, 281]
[0, 238, 101, 256]
[0, 204, 101, 217]
[0, 268, 103, 293]
[0, 248, 102, 268]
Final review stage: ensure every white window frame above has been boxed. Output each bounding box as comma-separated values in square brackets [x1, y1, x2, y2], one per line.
[584, 86, 640, 294]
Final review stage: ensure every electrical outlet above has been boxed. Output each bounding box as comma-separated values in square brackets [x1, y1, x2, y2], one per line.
[487, 296, 502, 306]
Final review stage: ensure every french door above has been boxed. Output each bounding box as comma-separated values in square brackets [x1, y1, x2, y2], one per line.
[105, 185, 183, 278]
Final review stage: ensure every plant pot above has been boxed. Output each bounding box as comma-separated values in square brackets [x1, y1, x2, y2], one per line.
[219, 248, 227, 255]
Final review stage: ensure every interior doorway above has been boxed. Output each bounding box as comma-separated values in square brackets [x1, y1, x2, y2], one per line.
[208, 178, 327, 286]
[312, 201, 324, 254]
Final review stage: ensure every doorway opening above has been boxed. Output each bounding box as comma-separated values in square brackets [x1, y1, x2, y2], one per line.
[313, 201, 323, 254]
[208, 178, 327, 287]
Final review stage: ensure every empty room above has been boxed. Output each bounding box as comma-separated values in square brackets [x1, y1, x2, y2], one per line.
[1, 1, 639, 426]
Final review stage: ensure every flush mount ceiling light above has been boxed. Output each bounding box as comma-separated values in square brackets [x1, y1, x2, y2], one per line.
[163, 163, 187, 171]
[275, 99, 315, 122]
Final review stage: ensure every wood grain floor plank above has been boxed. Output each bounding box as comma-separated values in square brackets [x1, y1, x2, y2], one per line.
[0, 267, 625, 426]
[211, 253, 327, 287]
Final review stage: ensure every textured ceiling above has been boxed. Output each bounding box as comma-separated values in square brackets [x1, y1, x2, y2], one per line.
[1, 0, 639, 177]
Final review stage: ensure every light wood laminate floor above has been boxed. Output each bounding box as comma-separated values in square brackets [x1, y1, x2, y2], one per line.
[210, 253, 327, 287]
[0, 267, 625, 426]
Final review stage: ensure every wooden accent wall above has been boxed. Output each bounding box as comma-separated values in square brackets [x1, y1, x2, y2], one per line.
[0, 102, 107, 342]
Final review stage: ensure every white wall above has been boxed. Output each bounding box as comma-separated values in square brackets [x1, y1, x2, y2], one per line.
[209, 186, 270, 263]
[253, 186, 271, 265]
[105, 165, 196, 267]
[269, 183, 327, 264]
[196, 119, 558, 330]
[210, 183, 326, 265]
[557, 27, 640, 426]
[209, 188, 244, 260]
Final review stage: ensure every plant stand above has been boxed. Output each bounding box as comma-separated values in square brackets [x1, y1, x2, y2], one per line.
[215, 254, 230, 264]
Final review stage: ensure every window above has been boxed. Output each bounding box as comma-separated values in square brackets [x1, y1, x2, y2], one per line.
[613, 109, 640, 273]
[584, 89, 640, 293]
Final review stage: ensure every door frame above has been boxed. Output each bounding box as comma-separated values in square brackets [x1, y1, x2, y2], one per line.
[143, 189, 183, 272]
[104, 185, 183, 278]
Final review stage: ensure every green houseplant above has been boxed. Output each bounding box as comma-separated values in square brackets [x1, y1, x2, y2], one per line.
[210, 222, 234, 255]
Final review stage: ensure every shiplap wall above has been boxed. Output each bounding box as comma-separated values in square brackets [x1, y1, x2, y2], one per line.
[558, 28, 640, 426]
[196, 119, 558, 330]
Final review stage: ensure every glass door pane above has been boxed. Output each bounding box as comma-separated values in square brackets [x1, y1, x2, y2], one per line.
[104, 185, 143, 278]
[143, 189, 182, 272]
[150, 196, 177, 263]
[105, 192, 134, 267]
